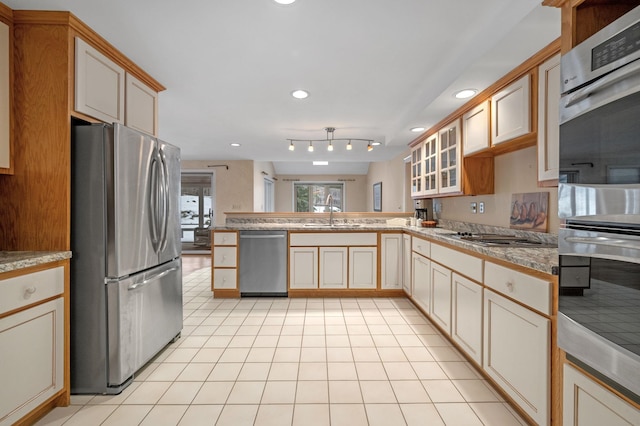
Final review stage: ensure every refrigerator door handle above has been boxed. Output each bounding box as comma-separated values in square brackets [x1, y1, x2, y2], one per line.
[128, 267, 179, 291]
[149, 154, 160, 252]
[158, 148, 170, 252]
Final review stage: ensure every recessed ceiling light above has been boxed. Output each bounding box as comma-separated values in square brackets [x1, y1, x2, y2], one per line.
[372, 141, 381, 146]
[454, 89, 477, 99]
[291, 89, 309, 99]
[274, 0, 296, 4]
[410, 127, 425, 132]
[313, 161, 328, 166]
[230, 143, 241, 147]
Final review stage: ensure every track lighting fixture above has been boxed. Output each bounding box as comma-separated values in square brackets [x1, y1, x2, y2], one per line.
[287, 127, 375, 153]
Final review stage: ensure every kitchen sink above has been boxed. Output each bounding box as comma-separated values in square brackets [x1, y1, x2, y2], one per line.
[302, 223, 362, 228]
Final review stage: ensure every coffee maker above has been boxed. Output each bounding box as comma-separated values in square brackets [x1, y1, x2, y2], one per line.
[414, 199, 433, 222]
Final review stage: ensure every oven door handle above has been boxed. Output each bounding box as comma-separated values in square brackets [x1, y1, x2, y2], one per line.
[564, 58, 640, 108]
[564, 235, 640, 251]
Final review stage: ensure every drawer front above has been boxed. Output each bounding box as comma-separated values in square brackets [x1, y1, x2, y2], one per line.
[213, 269, 237, 289]
[290, 232, 377, 246]
[213, 247, 237, 267]
[0, 266, 64, 314]
[431, 244, 482, 282]
[213, 231, 237, 246]
[484, 261, 552, 315]
[411, 237, 431, 258]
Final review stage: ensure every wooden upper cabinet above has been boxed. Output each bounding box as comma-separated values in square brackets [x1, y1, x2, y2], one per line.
[0, 7, 12, 175]
[543, 0, 638, 53]
[462, 100, 490, 156]
[75, 37, 125, 125]
[491, 74, 531, 146]
[537, 54, 561, 184]
[125, 73, 158, 136]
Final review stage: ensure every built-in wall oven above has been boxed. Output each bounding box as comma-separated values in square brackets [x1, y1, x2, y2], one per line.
[558, 5, 640, 402]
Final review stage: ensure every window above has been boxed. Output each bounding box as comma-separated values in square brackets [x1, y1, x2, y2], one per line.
[294, 182, 344, 212]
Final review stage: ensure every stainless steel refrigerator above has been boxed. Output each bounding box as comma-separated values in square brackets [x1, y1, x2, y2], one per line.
[70, 123, 183, 394]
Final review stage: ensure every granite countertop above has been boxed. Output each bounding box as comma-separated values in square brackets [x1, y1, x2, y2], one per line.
[0, 251, 72, 274]
[215, 222, 558, 275]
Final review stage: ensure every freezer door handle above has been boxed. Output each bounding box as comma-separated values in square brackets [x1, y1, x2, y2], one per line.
[128, 267, 179, 291]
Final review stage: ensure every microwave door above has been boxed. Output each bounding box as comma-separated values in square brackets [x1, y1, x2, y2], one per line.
[107, 124, 159, 278]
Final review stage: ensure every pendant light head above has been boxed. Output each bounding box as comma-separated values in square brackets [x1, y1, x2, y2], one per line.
[346, 140, 353, 150]
[308, 141, 314, 152]
[288, 141, 295, 151]
[367, 142, 373, 152]
[327, 141, 333, 151]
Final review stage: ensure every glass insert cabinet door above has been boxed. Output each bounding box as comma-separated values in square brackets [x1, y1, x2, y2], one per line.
[424, 133, 438, 195]
[438, 119, 462, 194]
[411, 144, 424, 196]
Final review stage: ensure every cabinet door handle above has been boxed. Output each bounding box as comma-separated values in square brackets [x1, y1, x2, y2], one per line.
[24, 286, 37, 298]
[506, 281, 514, 292]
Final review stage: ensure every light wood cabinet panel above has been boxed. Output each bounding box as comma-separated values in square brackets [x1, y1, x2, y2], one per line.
[430, 262, 452, 335]
[563, 363, 640, 426]
[491, 74, 531, 145]
[349, 247, 377, 289]
[402, 234, 411, 295]
[0, 19, 11, 173]
[451, 273, 483, 365]
[74, 37, 125, 124]
[537, 53, 561, 183]
[381, 233, 402, 289]
[463, 100, 490, 156]
[290, 247, 318, 289]
[412, 252, 431, 314]
[319, 247, 347, 289]
[125, 73, 158, 136]
[483, 289, 550, 425]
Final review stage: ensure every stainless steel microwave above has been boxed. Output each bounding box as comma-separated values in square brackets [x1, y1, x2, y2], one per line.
[558, 5, 640, 403]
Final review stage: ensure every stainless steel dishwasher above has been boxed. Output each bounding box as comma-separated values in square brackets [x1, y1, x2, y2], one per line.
[239, 230, 288, 296]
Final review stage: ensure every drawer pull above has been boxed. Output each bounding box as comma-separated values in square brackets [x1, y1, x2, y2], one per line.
[222, 255, 227, 262]
[24, 286, 37, 298]
[506, 281, 514, 292]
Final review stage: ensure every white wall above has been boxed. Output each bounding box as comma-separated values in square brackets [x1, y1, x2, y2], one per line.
[366, 149, 412, 213]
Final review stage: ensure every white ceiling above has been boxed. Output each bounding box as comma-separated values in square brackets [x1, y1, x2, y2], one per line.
[5, 0, 560, 175]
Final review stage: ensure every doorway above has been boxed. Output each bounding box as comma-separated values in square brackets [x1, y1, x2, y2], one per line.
[181, 172, 214, 253]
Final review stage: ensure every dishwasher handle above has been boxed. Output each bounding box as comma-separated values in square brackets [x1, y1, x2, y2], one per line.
[240, 234, 286, 239]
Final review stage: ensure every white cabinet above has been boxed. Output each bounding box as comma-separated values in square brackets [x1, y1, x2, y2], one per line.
[451, 273, 483, 365]
[402, 234, 412, 295]
[0, 266, 65, 426]
[319, 247, 347, 289]
[348, 247, 377, 289]
[75, 37, 125, 124]
[537, 54, 561, 182]
[290, 247, 318, 289]
[491, 74, 531, 145]
[0, 20, 10, 172]
[438, 119, 462, 194]
[430, 262, 452, 335]
[75, 38, 159, 136]
[212, 231, 238, 291]
[423, 134, 439, 196]
[563, 363, 640, 426]
[411, 252, 431, 314]
[125, 73, 158, 136]
[410, 143, 425, 197]
[381, 233, 402, 289]
[483, 289, 550, 425]
[463, 100, 490, 156]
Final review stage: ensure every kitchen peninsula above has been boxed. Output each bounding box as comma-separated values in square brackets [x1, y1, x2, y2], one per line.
[213, 212, 559, 425]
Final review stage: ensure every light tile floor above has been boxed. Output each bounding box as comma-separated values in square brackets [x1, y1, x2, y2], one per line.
[36, 267, 528, 425]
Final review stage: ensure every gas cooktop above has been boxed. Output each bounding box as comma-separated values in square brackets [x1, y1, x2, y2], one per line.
[446, 232, 557, 248]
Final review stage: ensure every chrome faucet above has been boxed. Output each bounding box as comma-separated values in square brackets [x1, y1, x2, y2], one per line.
[326, 194, 334, 226]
